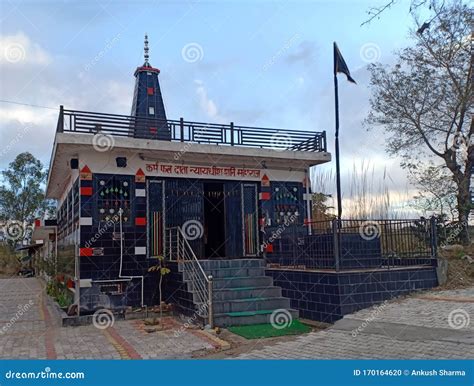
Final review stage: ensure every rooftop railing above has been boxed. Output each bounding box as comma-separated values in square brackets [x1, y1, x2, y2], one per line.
[56, 106, 327, 152]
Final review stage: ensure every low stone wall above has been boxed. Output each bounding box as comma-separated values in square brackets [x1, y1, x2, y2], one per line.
[266, 267, 439, 323]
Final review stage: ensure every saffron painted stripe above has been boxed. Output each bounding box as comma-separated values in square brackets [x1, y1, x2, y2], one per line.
[79, 248, 93, 257]
[259, 192, 271, 201]
[80, 186, 93, 196]
[135, 217, 146, 226]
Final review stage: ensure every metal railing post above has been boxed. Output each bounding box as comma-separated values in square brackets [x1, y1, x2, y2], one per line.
[169, 229, 172, 261]
[430, 216, 438, 259]
[180, 118, 184, 142]
[230, 122, 234, 146]
[332, 218, 340, 272]
[208, 275, 214, 328]
[57, 105, 64, 133]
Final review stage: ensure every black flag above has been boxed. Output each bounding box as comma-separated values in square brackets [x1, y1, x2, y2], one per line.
[334, 42, 356, 84]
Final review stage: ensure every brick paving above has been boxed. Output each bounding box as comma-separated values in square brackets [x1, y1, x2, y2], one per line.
[237, 287, 474, 359]
[1, 277, 473, 360]
[0, 278, 213, 359]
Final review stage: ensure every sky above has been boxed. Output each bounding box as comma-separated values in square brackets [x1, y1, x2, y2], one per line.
[0, 0, 421, 215]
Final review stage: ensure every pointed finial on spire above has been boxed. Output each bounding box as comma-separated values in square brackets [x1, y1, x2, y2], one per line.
[144, 33, 150, 66]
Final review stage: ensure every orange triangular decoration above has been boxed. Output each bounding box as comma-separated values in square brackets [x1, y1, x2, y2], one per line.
[261, 174, 270, 187]
[80, 165, 92, 181]
[135, 168, 145, 183]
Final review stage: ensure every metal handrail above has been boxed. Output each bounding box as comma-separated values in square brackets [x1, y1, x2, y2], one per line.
[165, 227, 213, 328]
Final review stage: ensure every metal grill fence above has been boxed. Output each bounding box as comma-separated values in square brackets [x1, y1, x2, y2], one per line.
[265, 218, 438, 271]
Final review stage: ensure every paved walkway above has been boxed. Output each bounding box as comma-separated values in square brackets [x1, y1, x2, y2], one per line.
[0, 278, 214, 359]
[237, 288, 474, 359]
[1, 278, 473, 359]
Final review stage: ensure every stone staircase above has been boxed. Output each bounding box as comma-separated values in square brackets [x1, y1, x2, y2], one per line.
[182, 258, 298, 327]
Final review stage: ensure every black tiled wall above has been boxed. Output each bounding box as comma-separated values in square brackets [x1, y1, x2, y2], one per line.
[266, 267, 438, 323]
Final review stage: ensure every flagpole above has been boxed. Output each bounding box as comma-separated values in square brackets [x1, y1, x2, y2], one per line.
[333, 43, 343, 220]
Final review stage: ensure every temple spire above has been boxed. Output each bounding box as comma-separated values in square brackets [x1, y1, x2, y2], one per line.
[144, 33, 150, 67]
[131, 34, 169, 139]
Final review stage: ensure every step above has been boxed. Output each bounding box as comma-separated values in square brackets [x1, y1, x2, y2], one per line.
[213, 309, 299, 327]
[199, 259, 265, 270]
[191, 276, 273, 290]
[186, 276, 273, 292]
[209, 297, 291, 314]
[211, 286, 282, 301]
[184, 266, 265, 280]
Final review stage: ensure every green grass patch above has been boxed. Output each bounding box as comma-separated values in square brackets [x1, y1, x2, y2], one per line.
[228, 319, 311, 339]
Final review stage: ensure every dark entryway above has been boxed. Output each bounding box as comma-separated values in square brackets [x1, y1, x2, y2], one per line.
[203, 182, 226, 258]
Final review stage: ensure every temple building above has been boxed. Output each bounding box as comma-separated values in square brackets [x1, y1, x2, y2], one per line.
[34, 36, 439, 327]
[38, 36, 328, 326]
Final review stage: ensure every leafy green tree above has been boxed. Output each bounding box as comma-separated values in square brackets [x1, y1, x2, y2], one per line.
[366, 0, 472, 244]
[0, 152, 53, 242]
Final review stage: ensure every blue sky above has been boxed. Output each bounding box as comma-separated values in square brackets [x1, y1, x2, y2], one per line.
[0, 0, 420, 214]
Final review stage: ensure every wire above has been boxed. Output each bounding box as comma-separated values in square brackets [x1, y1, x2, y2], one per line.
[0, 99, 59, 110]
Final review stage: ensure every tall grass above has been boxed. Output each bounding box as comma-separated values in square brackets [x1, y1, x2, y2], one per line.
[311, 160, 415, 219]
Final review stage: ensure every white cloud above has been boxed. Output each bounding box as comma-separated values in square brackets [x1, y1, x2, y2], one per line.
[194, 79, 227, 123]
[0, 32, 51, 65]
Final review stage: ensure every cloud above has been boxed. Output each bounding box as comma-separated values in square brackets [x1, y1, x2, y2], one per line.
[0, 32, 51, 65]
[0, 32, 134, 169]
[194, 79, 227, 122]
[285, 41, 318, 67]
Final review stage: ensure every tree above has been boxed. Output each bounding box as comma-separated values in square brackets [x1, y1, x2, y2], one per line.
[366, 0, 472, 244]
[361, 0, 440, 26]
[409, 163, 458, 219]
[0, 152, 51, 242]
[148, 255, 170, 327]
